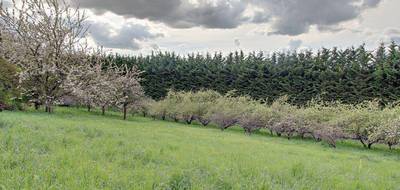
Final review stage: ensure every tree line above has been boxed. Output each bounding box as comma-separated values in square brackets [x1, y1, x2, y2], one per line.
[111, 43, 400, 105]
[140, 90, 400, 149]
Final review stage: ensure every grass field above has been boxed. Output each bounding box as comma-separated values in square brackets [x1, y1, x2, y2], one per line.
[0, 108, 399, 189]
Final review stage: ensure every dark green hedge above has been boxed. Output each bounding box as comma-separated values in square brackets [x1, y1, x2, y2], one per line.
[111, 42, 400, 105]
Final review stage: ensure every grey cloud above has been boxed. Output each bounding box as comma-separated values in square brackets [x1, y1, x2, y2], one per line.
[362, 0, 381, 8]
[76, 0, 382, 35]
[88, 21, 163, 50]
[255, 0, 383, 36]
[250, 11, 271, 23]
[77, 0, 248, 29]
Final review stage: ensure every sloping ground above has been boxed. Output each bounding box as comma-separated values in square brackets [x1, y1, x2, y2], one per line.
[0, 108, 399, 189]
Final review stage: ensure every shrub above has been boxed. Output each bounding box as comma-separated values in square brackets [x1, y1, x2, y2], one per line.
[377, 118, 400, 149]
[266, 96, 296, 135]
[132, 97, 155, 117]
[207, 94, 251, 131]
[0, 58, 20, 109]
[343, 101, 385, 149]
[164, 91, 185, 122]
[312, 122, 345, 148]
[192, 90, 222, 126]
[148, 101, 168, 120]
[152, 91, 184, 121]
[238, 103, 272, 135]
[176, 91, 197, 124]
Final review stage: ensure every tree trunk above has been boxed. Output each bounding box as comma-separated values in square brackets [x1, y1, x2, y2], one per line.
[45, 105, 52, 113]
[123, 104, 127, 120]
[201, 121, 209, 126]
[359, 139, 367, 148]
[186, 117, 194, 124]
[102, 106, 105, 115]
[367, 143, 373, 149]
[34, 102, 40, 110]
[87, 105, 91, 112]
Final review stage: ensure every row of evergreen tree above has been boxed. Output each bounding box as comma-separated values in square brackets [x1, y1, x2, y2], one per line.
[111, 42, 400, 105]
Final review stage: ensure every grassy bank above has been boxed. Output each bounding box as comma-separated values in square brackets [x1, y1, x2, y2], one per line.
[0, 108, 399, 189]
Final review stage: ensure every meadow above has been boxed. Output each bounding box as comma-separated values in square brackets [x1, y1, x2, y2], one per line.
[0, 108, 399, 190]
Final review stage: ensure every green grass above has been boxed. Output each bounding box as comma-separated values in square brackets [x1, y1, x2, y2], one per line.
[0, 108, 399, 190]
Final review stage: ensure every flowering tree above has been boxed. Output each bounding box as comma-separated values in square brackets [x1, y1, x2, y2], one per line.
[114, 65, 144, 120]
[0, 0, 88, 112]
[65, 50, 118, 115]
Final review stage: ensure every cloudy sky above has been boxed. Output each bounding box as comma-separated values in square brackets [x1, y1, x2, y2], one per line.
[14, 0, 400, 54]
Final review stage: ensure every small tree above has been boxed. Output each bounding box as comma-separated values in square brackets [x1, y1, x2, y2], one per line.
[312, 123, 345, 148]
[162, 90, 184, 122]
[376, 118, 400, 149]
[65, 60, 99, 112]
[265, 96, 296, 135]
[148, 100, 168, 120]
[344, 101, 384, 149]
[238, 103, 272, 135]
[114, 65, 144, 120]
[133, 97, 155, 117]
[192, 90, 221, 126]
[207, 94, 250, 131]
[177, 91, 196, 124]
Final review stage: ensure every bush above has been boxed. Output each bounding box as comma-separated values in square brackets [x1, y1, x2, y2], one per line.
[191, 90, 221, 126]
[377, 118, 400, 149]
[0, 58, 20, 109]
[148, 100, 168, 120]
[343, 101, 385, 149]
[163, 91, 184, 122]
[238, 103, 271, 135]
[133, 97, 155, 117]
[176, 91, 197, 124]
[265, 96, 296, 136]
[312, 122, 345, 148]
[270, 115, 297, 139]
[207, 94, 251, 131]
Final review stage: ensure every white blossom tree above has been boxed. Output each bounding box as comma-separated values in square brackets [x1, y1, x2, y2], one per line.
[114, 65, 144, 120]
[0, 0, 88, 112]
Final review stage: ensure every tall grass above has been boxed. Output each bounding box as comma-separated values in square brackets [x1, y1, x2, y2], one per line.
[0, 108, 399, 189]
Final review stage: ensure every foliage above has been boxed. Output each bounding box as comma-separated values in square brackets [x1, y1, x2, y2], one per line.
[207, 94, 251, 130]
[238, 103, 272, 135]
[0, 58, 19, 109]
[112, 43, 400, 105]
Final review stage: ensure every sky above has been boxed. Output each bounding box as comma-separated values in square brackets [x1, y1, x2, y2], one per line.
[6, 0, 400, 55]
